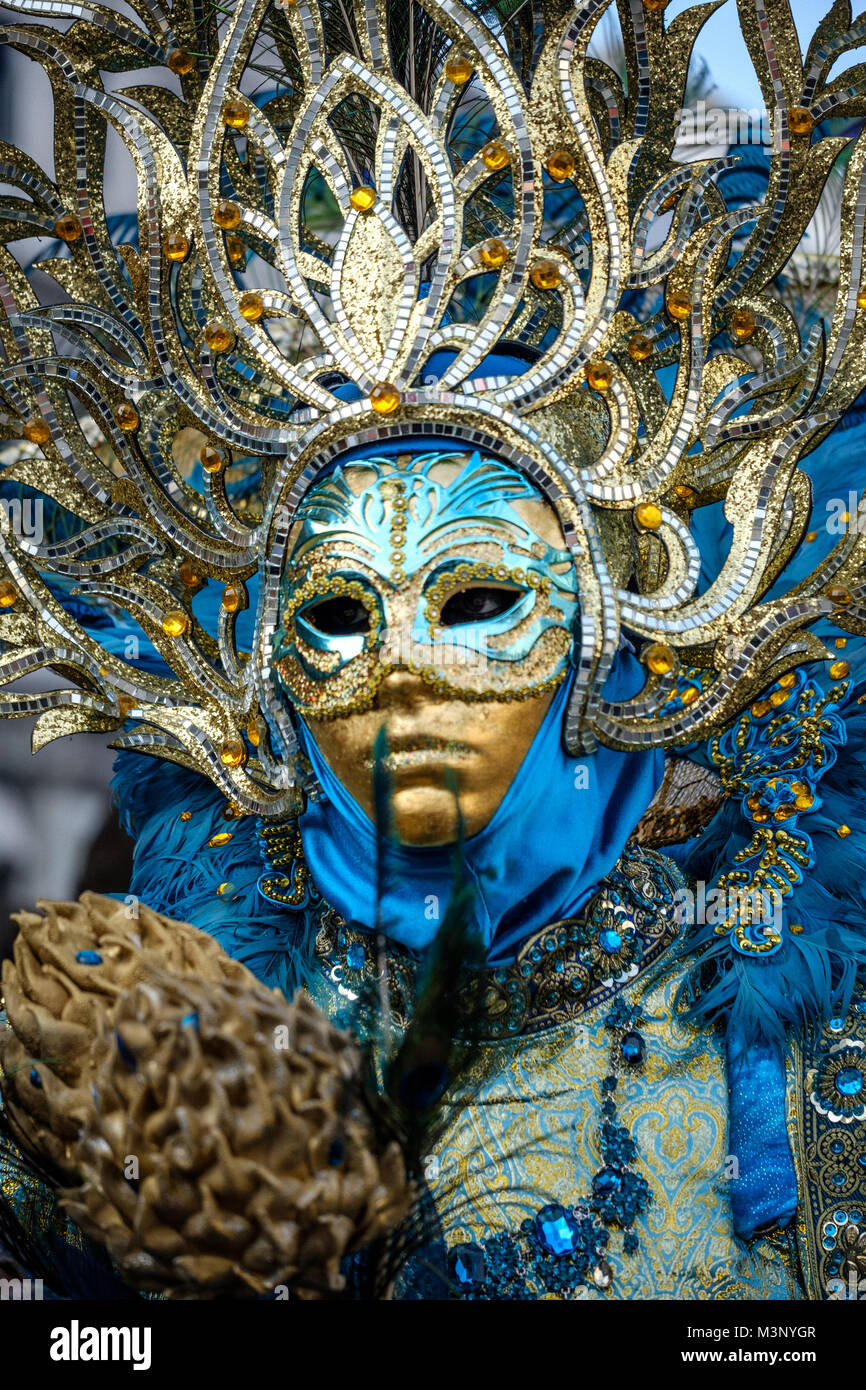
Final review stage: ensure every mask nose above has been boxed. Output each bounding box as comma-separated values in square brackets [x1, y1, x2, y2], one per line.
[374, 667, 429, 710]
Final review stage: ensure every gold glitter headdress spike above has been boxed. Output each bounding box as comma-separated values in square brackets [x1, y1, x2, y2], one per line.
[0, 0, 865, 814]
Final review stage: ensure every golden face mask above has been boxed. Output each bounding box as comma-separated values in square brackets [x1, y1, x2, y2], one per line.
[273, 450, 579, 720]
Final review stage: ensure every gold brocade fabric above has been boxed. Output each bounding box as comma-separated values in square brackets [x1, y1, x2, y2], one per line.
[309, 846, 806, 1300]
[410, 964, 802, 1299]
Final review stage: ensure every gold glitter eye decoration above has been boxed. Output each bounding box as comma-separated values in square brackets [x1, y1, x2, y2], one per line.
[303, 596, 371, 636]
[439, 586, 523, 626]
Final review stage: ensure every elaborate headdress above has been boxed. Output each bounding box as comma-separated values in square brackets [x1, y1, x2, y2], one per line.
[0, 0, 864, 815]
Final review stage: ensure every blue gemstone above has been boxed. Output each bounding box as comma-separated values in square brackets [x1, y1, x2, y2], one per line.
[328, 1138, 344, 1167]
[115, 1031, 137, 1071]
[831, 1140, 844, 1154]
[449, 1242, 486, 1287]
[346, 943, 365, 970]
[833, 1172, 846, 1186]
[75, 950, 102, 966]
[835, 1066, 864, 1097]
[181, 1011, 199, 1030]
[599, 928, 623, 954]
[29, 1067, 41, 1088]
[536, 1204, 578, 1256]
[620, 1031, 645, 1065]
[593, 1168, 623, 1199]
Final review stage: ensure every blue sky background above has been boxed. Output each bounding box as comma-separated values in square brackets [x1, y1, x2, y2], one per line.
[672, 0, 856, 109]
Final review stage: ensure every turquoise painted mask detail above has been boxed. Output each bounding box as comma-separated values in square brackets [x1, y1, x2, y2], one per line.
[274, 450, 579, 719]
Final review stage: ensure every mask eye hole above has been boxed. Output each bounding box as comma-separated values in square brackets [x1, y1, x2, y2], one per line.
[302, 596, 371, 635]
[439, 585, 523, 627]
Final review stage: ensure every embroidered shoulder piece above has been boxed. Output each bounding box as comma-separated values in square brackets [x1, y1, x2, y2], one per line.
[791, 971, 866, 1300]
[313, 843, 686, 1041]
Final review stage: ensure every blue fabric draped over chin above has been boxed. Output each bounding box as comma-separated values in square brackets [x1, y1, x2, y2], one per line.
[296, 652, 665, 962]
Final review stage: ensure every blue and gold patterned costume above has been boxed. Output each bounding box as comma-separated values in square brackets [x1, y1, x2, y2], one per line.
[0, 0, 865, 1301]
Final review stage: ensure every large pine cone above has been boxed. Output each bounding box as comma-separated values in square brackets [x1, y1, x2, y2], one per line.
[1, 893, 249, 1178]
[0, 895, 409, 1297]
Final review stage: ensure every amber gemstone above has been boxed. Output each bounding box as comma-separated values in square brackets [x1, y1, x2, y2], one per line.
[238, 291, 264, 322]
[349, 184, 376, 212]
[666, 290, 691, 320]
[220, 739, 246, 769]
[200, 444, 224, 473]
[825, 584, 853, 606]
[546, 149, 576, 182]
[837, 824, 852, 838]
[223, 100, 249, 130]
[788, 106, 814, 136]
[55, 214, 82, 243]
[769, 688, 790, 707]
[643, 0, 668, 10]
[682, 686, 699, 706]
[246, 720, 261, 748]
[214, 199, 241, 230]
[163, 232, 190, 262]
[225, 235, 246, 263]
[794, 793, 814, 811]
[481, 140, 510, 171]
[0, 581, 17, 608]
[774, 805, 796, 821]
[645, 642, 676, 675]
[208, 831, 234, 847]
[635, 501, 662, 530]
[674, 484, 696, 500]
[530, 260, 560, 291]
[114, 403, 139, 432]
[829, 660, 851, 678]
[222, 585, 242, 613]
[161, 609, 189, 637]
[23, 418, 50, 445]
[730, 309, 755, 341]
[444, 54, 473, 84]
[370, 382, 401, 415]
[752, 810, 769, 823]
[857, 286, 866, 310]
[167, 49, 195, 76]
[479, 238, 509, 269]
[586, 360, 613, 392]
[628, 333, 653, 361]
[805, 530, 817, 541]
[117, 695, 135, 717]
[179, 561, 201, 589]
[205, 320, 233, 353]
[751, 699, 771, 718]
[778, 672, 796, 688]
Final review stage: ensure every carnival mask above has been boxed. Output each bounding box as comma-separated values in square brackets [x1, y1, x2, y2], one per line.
[274, 450, 579, 719]
[273, 450, 579, 843]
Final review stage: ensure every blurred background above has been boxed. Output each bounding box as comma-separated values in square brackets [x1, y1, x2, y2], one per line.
[0, 0, 856, 957]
